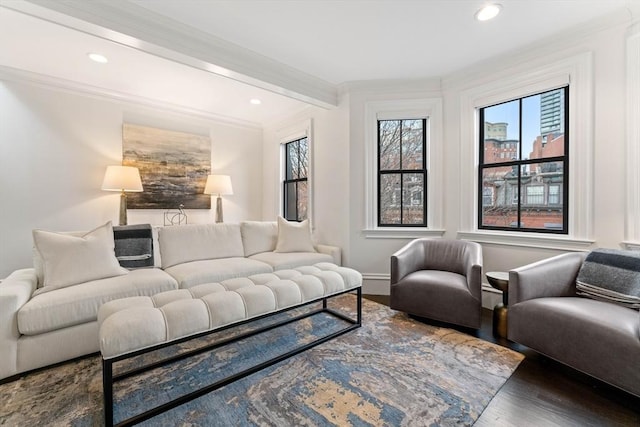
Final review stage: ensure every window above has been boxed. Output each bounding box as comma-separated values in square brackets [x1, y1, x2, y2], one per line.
[548, 184, 560, 205]
[378, 119, 427, 226]
[478, 86, 569, 233]
[482, 187, 494, 206]
[283, 137, 309, 221]
[525, 185, 544, 205]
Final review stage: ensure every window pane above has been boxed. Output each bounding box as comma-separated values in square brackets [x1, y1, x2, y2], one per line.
[380, 173, 401, 225]
[297, 180, 308, 221]
[379, 120, 401, 170]
[483, 100, 520, 163]
[540, 89, 565, 140]
[298, 137, 308, 179]
[480, 166, 518, 227]
[287, 142, 299, 180]
[401, 120, 423, 170]
[520, 162, 564, 230]
[523, 90, 565, 161]
[402, 173, 424, 225]
[521, 94, 539, 160]
[284, 182, 297, 221]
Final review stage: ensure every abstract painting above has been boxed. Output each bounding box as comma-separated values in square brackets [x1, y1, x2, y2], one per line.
[122, 123, 211, 209]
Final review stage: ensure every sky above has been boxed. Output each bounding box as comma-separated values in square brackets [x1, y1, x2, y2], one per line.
[484, 94, 542, 157]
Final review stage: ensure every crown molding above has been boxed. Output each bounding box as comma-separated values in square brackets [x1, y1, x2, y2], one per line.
[5, 0, 338, 108]
[0, 65, 263, 129]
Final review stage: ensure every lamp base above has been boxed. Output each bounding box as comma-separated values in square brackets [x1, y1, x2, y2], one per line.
[215, 196, 223, 223]
[119, 192, 128, 226]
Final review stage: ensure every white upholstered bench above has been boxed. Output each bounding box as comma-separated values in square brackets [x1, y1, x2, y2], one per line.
[98, 263, 362, 426]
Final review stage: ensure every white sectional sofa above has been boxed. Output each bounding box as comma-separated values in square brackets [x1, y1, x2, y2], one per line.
[0, 219, 340, 381]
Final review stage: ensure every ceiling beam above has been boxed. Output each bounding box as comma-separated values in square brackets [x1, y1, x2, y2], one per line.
[4, 0, 338, 108]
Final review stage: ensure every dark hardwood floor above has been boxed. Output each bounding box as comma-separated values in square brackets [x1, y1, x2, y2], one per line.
[363, 294, 640, 426]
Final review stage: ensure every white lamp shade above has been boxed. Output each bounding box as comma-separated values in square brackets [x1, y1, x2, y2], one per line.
[204, 174, 233, 195]
[101, 166, 143, 192]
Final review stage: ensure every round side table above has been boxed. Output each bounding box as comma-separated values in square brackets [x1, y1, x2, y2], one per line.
[486, 271, 509, 339]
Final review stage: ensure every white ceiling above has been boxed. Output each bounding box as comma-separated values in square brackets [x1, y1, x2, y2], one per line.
[130, 0, 635, 84]
[0, 0, 637, 127]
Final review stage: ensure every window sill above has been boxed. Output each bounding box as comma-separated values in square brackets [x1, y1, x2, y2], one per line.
[363, 228, 446, 239]
[457, 230, 594, 251]
[622, 241, 640, 250]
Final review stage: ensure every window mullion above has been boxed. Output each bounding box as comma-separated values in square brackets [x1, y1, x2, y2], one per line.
[399, 121, 404, 225]
[517, 98, 523, 229]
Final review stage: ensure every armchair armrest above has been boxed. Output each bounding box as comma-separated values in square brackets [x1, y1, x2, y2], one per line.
[391, 239, 425, 284]
[0, 268, 37, 380]
[315, 244, 342, 266]
[464, 242, 483, 301]
[509, 252, 586, 306]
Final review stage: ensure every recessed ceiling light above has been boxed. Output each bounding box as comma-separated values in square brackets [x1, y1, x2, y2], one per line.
[475, 4, 502, 21]
[87, 53, 108, 63]
[250, 98, 262, 105]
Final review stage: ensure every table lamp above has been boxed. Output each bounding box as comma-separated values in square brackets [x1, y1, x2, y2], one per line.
[204, 174, 233, 223]
[101, 165, 143, 225]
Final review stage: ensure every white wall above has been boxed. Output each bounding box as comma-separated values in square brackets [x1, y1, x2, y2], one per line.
[257, 16, 635, 302]
[0, 79, 263, 278]
[340, 16, 632, 298]
[261, 97, 351, 256]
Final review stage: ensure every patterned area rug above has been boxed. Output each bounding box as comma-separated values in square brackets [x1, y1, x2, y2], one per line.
[0, 296, 523, 426]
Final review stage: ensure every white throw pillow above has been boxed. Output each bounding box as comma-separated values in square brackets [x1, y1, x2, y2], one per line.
[32, 221, 128, 294]
[274, 217, 316, 253]
[33, 230, 85, 287]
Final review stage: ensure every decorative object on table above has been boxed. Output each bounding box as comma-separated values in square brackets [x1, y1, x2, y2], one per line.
[163, 204, 188, 226]
[101, 165, 143, 226]
[486, 271, 510, 339]
[204, 174, 233, 223]
[0, 296, 523, 427]
[122, 123, 211, 209]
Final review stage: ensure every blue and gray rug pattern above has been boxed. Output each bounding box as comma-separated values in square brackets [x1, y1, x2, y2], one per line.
[0, 296, 523, 426]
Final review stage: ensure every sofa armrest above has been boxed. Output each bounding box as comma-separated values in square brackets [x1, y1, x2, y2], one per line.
[509, 252, 587, 306]
[315, 244, 342, 266]
[0, 268, 37, 380]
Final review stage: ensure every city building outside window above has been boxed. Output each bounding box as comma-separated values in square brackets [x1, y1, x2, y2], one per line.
[283, 137, 308, 221]
[478, 86, 569, 233]
[378, 119, 427, 226]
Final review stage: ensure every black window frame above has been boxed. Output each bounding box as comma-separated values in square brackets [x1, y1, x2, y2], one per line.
[377, 118, 427, 227]
[478, 86, 569, 234]
[282, 137, 308, 222]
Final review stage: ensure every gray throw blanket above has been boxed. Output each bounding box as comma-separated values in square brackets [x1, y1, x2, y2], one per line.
[113, 224, 154, 269]
[576, 248, 640, 310]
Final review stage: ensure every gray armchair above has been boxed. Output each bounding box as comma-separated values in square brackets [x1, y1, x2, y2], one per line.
[390, 239, 483, 329]
[509, 252, 640, 397]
